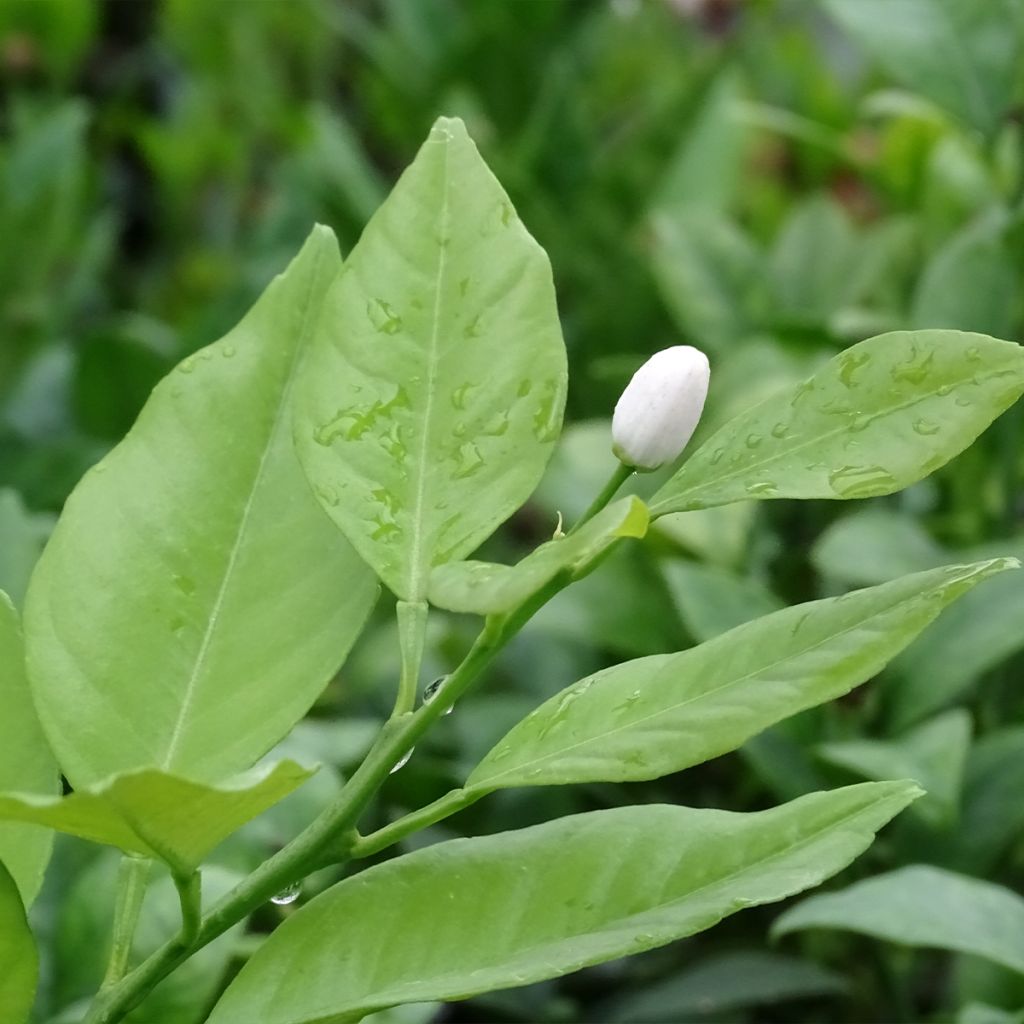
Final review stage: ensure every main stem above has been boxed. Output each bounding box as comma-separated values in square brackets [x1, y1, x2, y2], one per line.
[86, 478, 632, 1023]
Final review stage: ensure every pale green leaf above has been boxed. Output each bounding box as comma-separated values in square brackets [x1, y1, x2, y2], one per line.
[652, 331, 1024, 515]
[428, 497, 648, 614]
[602, 950, 846, 1023]
[0, 761, 312, 877]
[25, 227, 378, 787]
[294, 116, 567, 601]
[818, 709, 971, 825]
[774, 864, 1024, 974]
[0, 859, 36, 1024]
[823, 0, 1020, 136]
[208, 782, 919, 1024]
[0, 593, 59, 906]
[468, 561, 1011, 791]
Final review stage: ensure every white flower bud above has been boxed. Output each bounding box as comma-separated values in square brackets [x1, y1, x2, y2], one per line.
[611, 345, 710, 470]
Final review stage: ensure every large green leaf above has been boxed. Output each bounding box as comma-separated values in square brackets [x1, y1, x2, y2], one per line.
[823, 0, 1020, 136]
[0, 593, 59, 906]
[467, 561, 1011, 791]
[428, 497, 648, 614]
[774, 865, 1024, 975]
[294, 117, 567, 600]
[651, 331, 1024, 515]
[0, 859, 36, 1024]
[818, 709, 971, 826]
[0, 760, 312, 877]
[24, 227, 378, 787]
[208, 782, 919, 1024]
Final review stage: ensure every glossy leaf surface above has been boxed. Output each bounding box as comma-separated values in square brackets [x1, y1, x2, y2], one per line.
[295, 117, 567, 600]
[25, 227, 378, 787]
[0, 860, 36, 1024]
[469, 561, 1011, 791]
[428, 497, 648, 614]
[0, 761, 312, 877]
[774, 865, 1024, 974]
[652, 331, 1024, 514]
[0, 593, 59, 905]
[209, 782, 919, 1024]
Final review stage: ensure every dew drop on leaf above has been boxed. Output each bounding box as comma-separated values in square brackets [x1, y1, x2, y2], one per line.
[423, 675, 453, 715]
[389, 749, 413, 774]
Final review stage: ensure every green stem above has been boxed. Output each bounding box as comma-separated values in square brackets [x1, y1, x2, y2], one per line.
[393, 600, 428, 716]
[570, 463, 633, 534]
[85, 576, 563, 1024]
[173, 872, 202, 945]
[101, 856, 152, 989]
[352, 786, 487, 859]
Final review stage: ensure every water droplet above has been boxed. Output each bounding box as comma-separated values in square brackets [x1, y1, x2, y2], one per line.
[745, 433, 762, 449]
[222, 344, 236, 359]
[849, 414, 871, 433]
[459, 277, 471, 297]
[827, 464, 896, 499]
[966, 346, 981, 362]
[500, 201, 514, 227]
[532, 379, 562, 442]
[271, 883, 300, 906]
[745, 481, 777, 496]
[614, 690, 642, 713]
[452, 442, 484, 479]
[482, 412, 509, 437]
[453, 421, 468, 438]
[372, 488, 402, 516]
[423, 676, 453, 715]
[955, 394, 972, 407]
[314, 485, 340, 508]
[173, 574, 196, 596]
[371, 513, 401, 541]
[462, 313, 482, 339]
[517, 379, 533, 398]
[390, 749, 413, 774]
[381, 423, 408, 459]
[178, 357, 197, 375]
[912, 418, 940, 436]
[792, 378, 814, 405]
[170, 616, 187, 636]
[451, 383, 476, 410]
[367, 298, 402, 335]
[770, 422, 789, 439]
[838, 351, 870, 388]
[892, 345, 935, 385]
[937, 384, 952, 397]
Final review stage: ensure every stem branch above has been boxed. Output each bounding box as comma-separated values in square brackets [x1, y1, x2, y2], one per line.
[101, 856, 151, 989]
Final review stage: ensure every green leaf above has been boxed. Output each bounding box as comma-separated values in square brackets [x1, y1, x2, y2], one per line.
[888, 564, 1024, 726]
[208, 782, 919, 1024]
[24, 227, 379, 787]
[774, 864, 1024, 975]
[0, 761, 312, 878]
[468, 561, 1011, 791]
[818, 709, 971, 826]
[428, 497, 648, 614]
[822, 0, 1021, 136]
[294, 116, 567, 601]
[812, 509, 946, 586]
[0, 593, 59, 906]
[651, 331, 1024, 515]
[602, 950, 846, 1023]
[661, 561, 782, 642]
[0, 859, 36, 1024]
[0, 490, 52, 608]
[648, 208, 764, 352]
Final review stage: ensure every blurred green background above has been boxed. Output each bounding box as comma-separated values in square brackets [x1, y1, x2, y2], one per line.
[4, 1, 1024, 1022]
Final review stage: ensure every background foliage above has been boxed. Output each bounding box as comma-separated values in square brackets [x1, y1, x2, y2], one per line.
[2, 0, 1024, 1021]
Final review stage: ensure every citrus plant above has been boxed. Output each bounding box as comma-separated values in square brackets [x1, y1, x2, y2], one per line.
[3, 117, 1024, 1024]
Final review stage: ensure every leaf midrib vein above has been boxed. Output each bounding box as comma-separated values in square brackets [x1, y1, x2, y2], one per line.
[160, 250, 326, 771]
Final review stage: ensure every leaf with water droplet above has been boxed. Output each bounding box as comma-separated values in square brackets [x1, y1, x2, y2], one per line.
[429, 496, 649, 614]
[294, 117, 567, 601]
[466, 559, 1014, 791]
[652, 330, 1024, 515]
[271, 882, 301, 906]
[24, 227, 379, 788]
[206, 783, 920, 1024]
